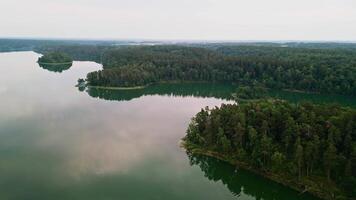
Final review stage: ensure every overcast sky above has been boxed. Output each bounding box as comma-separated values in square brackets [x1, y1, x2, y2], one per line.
[1, 0, 356, 41]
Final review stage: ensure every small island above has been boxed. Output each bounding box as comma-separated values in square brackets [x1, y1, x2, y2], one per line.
[37, 52, 73, 73]
[183, 100, 356, 200]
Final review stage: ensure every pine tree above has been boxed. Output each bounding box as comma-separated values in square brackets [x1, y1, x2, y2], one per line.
[295, 137, 304, 180]
[324, 132, 337, 181]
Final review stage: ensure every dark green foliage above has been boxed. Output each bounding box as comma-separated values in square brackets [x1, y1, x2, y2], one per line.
[3, 39, 356, 95]
[36, 45, 110, 63]
[87, 46, 222, 87]
[37, 52, 73, 72]
[86, 83, 236, 101]
[38, 52, 72, 63]
[38, 63, 72, 73]
[100, 45, 220, 68]
[76, 78, 86, 89]
[86, 45, 356, 96]
[185, 100, 356, 198]
[233, 85, 268, 100]
[87, 63, 157, 87]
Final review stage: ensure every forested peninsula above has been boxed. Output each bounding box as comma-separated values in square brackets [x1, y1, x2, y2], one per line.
[81, 45, 356, 96]
[30, 41, 356, 96]
[184, 100, 356, 199]
[38, 52, 73, 64]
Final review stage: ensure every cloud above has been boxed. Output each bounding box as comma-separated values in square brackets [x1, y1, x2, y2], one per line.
[0, 86, 8, 95]
[0, 0, 355, 40]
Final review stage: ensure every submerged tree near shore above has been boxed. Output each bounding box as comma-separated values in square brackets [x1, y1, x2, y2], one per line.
[184, 100, 356, 199]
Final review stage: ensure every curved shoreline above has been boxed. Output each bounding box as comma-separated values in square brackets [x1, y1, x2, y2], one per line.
[181, 141, 343, 200]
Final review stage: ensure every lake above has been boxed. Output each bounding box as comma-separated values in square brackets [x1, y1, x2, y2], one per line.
[1, 51, 349, 200]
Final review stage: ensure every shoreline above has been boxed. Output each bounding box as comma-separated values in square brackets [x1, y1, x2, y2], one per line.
[84, 82, 354, 100]
[87, 85, 147, 90]
[281, 88, 320, 94]
[38, 61, 73, 65]
[86, 81, 211, 91]
[181, 140, 342, 200]
[85, 81, 228, 91]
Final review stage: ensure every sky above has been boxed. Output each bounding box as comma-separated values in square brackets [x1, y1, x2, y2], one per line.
[1, 0, 356, 41]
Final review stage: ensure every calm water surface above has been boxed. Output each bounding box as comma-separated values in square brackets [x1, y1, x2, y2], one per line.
[0, 52, 323, 200]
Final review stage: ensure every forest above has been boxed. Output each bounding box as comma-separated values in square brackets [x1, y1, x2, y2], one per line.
[35, 45, 110, 63]
[38, 52, 73, 63]
[2, 39, 356, 199]
[184, 100, 356, 199]
[38, 63, 72, 73]
[4, 39, 352, 96]
[232, 85, 268, 100]
[84, 45, 356, 96]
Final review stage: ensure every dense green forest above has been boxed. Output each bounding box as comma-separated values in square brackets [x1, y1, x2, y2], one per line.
[232, 85, 268, 100]
[85, 45, 356, 96]
[184, 100, 356, 199]
[2, 39, 356, 95]
[38, 63, 72, 73]
[38, 52, 73, 63]
[35, 45, 110, 62]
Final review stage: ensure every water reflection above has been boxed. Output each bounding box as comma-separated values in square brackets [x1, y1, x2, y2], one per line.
[187, 152, 318, 200]
[38, 63, 73, 73]
[85, 83, 356, 107]
[85, 83, 236, 101]
[269, 90, 356, 108]
[0, 51, 335, 200]
[0, 51, 237, 199]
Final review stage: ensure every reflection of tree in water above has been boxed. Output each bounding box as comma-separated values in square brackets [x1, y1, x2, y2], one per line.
[86, 83, 236, 101]
[38, 63, 72, 73]
[187, 152, 318, 200]
[78, 86, 86, 92]
[85, 83, 356, 108]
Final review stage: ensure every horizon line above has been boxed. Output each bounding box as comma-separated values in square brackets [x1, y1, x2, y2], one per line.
[1, 36, 356, 44]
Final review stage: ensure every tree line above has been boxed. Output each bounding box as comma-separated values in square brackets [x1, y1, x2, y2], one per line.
[38, 52, 73, 63]
[85, 45, 356, 96]
[185, 100, 356, 199]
